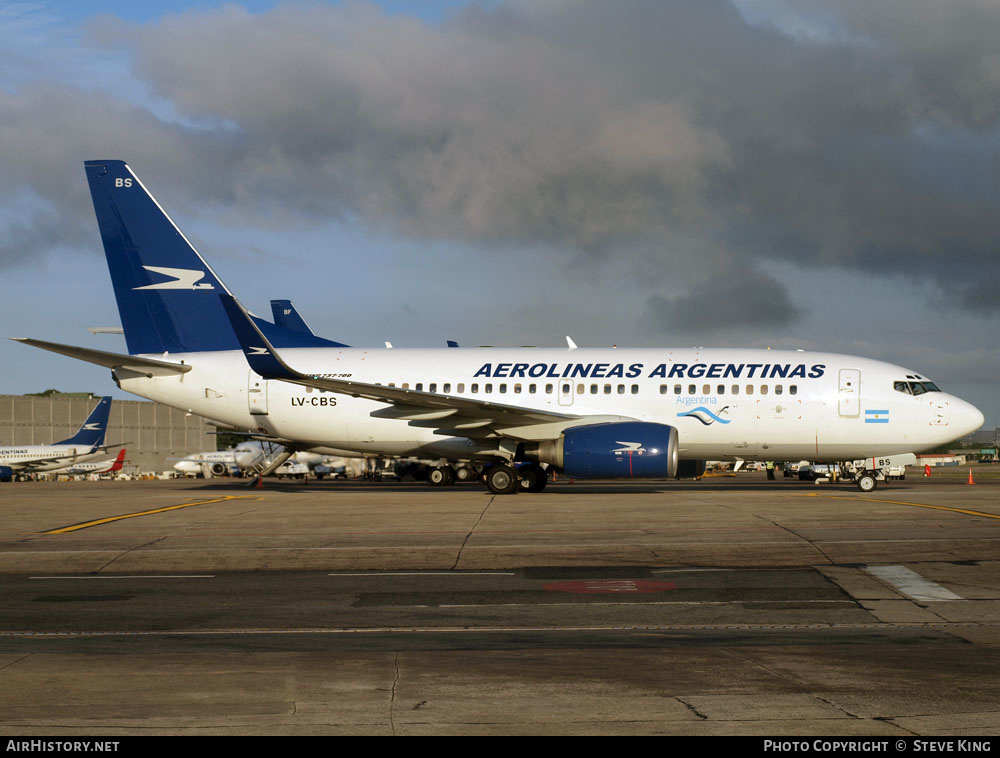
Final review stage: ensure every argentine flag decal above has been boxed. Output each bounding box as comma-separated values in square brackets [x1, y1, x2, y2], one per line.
[865, 409, 890, 424]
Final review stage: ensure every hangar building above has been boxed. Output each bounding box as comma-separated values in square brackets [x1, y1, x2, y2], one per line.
[0, 393, 215, 475]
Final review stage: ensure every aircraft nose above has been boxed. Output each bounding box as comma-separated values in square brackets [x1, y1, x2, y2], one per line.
[234, 453, 256, 468]
[952, 397, 985, 437]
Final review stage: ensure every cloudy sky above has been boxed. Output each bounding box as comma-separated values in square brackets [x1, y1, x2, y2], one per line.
[1, 0, 998, 428]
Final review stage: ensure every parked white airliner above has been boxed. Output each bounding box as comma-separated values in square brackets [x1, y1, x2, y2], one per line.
[172, 442, 269, 478]
[47, 448, 127, 477]
[13, 161, 985, 494]
[0, 397, 113, 481]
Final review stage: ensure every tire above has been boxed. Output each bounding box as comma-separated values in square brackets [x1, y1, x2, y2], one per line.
[486, 464, 519, 495]
[518, 463, 548, 493]
[455, 466, 474, 482]
[856, 472, 878, 493]
[428, 466, 455, 486]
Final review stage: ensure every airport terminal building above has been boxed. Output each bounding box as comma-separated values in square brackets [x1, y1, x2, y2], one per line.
[0, 393, 216, 475]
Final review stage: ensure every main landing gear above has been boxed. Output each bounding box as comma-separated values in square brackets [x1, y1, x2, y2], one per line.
[427, 461, 549, 494]
[484, 463, 548, 495]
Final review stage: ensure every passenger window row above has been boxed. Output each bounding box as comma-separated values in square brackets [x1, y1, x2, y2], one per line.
[367, 381, 798, 397]
[373, 383, 643, 395]
[659, 384, 797, 396]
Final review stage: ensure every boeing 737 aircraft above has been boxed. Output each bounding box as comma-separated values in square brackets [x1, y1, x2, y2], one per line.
[172, 441, 270, 478]
[0, 397, 114, 481]
[14, 161, 985, 494]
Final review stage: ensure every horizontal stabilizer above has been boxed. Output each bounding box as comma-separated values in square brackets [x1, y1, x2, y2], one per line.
[12, 338, 192, 376]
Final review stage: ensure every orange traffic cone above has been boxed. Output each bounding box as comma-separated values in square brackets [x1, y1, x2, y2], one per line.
[256, 475, 264, 489]
[968, 469, 975, 485]
[924, 464, 931, 477]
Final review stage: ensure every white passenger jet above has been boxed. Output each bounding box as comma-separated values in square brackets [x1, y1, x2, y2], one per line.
[13, 161, 985, 494]
[172, 441, 271, 478]
[47, 448, 127, 477]
[0, 397, 114, 481]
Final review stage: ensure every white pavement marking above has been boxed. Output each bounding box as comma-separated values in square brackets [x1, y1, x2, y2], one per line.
[29, 575, 214, 579]
[863, 565, 963, 602]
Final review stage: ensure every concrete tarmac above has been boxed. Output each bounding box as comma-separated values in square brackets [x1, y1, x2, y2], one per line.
[1, 472, 998, 735]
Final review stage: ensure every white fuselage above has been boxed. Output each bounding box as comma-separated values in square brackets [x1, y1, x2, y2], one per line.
[0, 444, 103, 473]
[49, 457, 120, 476]
[114, 347, 984, 464]
[172, 444, 267, 475]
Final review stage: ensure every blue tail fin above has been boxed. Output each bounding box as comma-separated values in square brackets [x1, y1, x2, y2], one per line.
[270, 300, 316, 336]
[84, 160, 347, 354]
[57, 396, 112, 448]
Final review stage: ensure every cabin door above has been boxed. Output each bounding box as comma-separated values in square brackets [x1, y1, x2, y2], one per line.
[248, 370, 269, 415]
[838, 369, 860, 417]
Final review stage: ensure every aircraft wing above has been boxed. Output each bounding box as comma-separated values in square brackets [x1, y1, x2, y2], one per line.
[219, 295, 610, 439]
[6, 454, 76, 472]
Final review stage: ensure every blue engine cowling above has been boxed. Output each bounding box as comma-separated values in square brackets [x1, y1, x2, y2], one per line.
[0, 466, 14, 483]
[549, 422, 679, 479]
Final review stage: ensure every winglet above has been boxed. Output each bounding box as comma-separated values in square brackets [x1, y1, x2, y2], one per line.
[566, 336, 578, 350]
[219, 294, 302, 381]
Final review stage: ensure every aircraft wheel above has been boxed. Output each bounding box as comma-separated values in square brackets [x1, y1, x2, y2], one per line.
[518, 463, 548, 493]
[455, 465, 475, 482]
[486, 464, 519, 495]
[856, 472, 878, 493]
[428, 466, 455, 486]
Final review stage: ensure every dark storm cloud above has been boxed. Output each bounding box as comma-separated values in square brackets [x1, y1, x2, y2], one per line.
[643, 268, 803, 333]
[2, 0, 999, 326]
[0, 84, 241, 267]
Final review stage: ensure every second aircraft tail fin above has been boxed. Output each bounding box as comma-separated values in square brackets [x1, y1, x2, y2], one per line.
[56, 396, 112, 448]
[270, 300, 316, 336]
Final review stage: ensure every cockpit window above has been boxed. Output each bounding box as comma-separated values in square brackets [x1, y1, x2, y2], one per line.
[895, 380, 941, 395]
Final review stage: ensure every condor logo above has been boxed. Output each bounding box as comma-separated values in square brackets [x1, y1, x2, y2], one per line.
[133, 266, 215, 291]
[612, 441, 646, 455]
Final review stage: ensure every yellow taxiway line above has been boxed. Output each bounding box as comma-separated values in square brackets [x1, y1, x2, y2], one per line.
[39, 496, 260, 534]
[796, 493, 1000, 520]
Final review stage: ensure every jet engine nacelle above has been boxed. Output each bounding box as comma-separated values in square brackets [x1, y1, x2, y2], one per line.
[208, 462, 228, 477]
[0, 466, 13, 482]
[536, 422, 678, 479]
